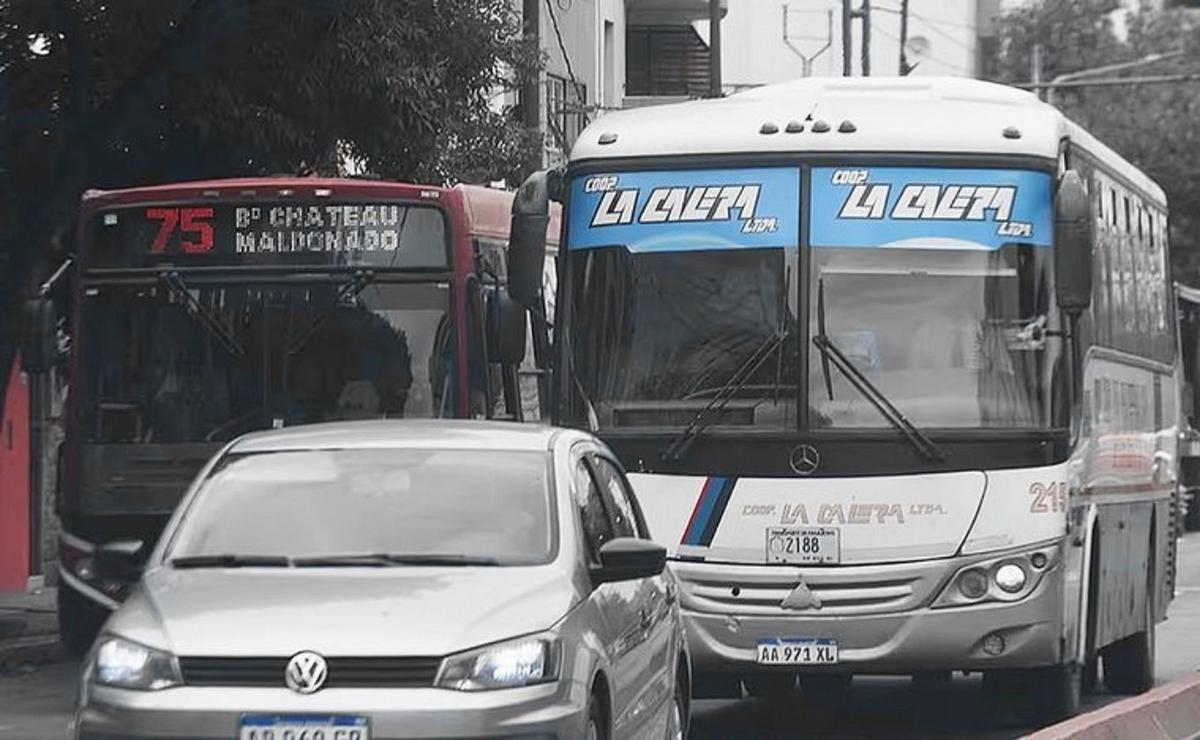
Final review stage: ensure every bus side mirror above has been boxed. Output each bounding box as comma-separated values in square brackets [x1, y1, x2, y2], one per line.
[1054, 170, 1092, 316]
[20, 297, 57, 374]
[487, 289, 527, 366]
[507, 170, 560, 310]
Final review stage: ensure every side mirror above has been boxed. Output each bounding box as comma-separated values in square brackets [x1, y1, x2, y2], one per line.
[1054, 170, 1093, 316]
[591, 538, 666, 585]
[507, 170, 559, 310]
[95, 540, 147, 585]
[20, 297, 57, 374]
[487, 288, 527, 366]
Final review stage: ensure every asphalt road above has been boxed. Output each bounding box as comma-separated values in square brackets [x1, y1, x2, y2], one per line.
[3, 532, 1198, 740]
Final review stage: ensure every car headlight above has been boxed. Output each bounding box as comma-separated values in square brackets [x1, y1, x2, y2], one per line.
[435, 635, 561, 691]
[90, 636, 181, 691]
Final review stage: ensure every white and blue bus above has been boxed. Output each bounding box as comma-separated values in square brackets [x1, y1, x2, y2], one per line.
[504, 77, 1181, 721]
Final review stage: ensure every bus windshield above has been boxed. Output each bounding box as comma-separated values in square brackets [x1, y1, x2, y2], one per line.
[81, 280, 455, 444]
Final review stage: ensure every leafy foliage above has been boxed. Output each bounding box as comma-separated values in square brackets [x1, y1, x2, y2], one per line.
[0, 0, 539, 318]
[989, 0, 1200, 284]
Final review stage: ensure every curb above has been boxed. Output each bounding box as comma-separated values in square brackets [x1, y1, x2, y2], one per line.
[0, 635, 64, 673]
[1025, 674, 1200, 740]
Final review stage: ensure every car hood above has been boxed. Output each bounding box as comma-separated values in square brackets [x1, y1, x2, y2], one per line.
[114, 565, 580, 657]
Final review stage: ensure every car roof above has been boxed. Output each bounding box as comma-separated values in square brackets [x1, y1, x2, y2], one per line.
[228, 420, 572, 454]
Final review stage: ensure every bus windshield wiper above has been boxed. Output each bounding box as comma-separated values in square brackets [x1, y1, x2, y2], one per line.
[292, 553, 501, 567]
[159, 271, 244, 357]
[171, 554, 292, 569]
[811, 279, 946, 463]
[661, 267, 793, 463]
[285, 269, 376, 356]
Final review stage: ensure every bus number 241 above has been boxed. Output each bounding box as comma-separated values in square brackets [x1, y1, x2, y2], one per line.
[1028, 482, 1066, 514]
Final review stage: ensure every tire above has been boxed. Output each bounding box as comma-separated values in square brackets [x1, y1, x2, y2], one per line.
[58, 583, 107, 658]
[1103, 583, 1156, 695]
[586, 693, 608, 740]
[1027, 663, 1083, 724]
[742, 673, 796, 701]
[667, 671, 689, 740]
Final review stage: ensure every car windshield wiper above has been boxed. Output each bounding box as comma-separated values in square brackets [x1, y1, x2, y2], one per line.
[811, 278, 946, 463]
[661, 267, 793, 463]
[170, 554, 292, 569]
[158, 271, 244, 357]
[291, 553, 501, 567]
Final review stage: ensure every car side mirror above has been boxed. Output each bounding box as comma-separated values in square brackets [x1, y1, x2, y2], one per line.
[487, 288, 527, 366]
[20, 297, 57, 374]
[1054, 170, 1092, 317]
[95, 540, 147, 584]
[507, 170, 560, 310]
[591, 538, 666, 585]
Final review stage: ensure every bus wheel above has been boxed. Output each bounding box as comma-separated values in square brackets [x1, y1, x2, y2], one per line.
[58, 584, 107, 658]
[1028, 663, 1082, 723]
[1103, 580, 1156, 694]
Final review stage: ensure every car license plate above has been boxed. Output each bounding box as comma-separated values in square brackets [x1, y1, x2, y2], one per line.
[239, 714, 369, 740]
[756, 638, 839, 665]
[765, 526, 840, 564]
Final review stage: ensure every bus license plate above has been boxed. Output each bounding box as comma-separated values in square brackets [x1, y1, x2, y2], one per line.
[757, 638, 839, 665]
[239, 714, 369, 740]
[765, 526, 840, 564]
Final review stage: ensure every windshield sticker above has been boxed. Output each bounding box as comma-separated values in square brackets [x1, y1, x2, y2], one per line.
[567, 168, 800, 252]
[810, 167, 1053, 249]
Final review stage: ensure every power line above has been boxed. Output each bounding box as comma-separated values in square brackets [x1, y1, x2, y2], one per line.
[907, 10, 974, 53]
[874, 24, 966, 73]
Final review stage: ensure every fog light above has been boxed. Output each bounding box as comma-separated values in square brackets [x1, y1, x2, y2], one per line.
[995, 563, 1027, 593]
[74, 557, 95, 582]
[982, 632, 1006, 656]
[958, 569, 989, 599]
[1030, 552, 1048, 570]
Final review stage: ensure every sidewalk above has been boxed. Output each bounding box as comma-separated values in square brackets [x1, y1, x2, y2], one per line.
[0, 587, 62, 672]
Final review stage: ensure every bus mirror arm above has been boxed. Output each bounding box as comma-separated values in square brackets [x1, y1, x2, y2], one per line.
[1054, 170, 1093, 317]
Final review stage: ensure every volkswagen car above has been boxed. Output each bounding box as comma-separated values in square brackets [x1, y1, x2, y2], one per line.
[74, 420, 690, 740]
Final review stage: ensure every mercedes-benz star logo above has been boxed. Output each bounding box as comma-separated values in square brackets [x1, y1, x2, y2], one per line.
[285, 651, 328, 694]
[789, 444, 820, 476]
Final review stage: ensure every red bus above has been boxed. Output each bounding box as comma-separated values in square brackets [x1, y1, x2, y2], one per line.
[20, 177, 558, 654]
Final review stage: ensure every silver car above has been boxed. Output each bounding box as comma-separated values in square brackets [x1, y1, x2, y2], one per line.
[74, 421, 690, 740]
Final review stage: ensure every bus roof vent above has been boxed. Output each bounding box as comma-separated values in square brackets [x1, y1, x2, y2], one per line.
[838, 120, 857, 133]
[598, 132, 619, 145]
[811, 120, 831, 133]
[760, 121, 779, 135]
[1003, 125, 1022, 140]
[785, 121, 804, 134]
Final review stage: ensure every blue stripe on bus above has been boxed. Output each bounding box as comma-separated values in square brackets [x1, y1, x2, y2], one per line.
[682, 477, 737, 547]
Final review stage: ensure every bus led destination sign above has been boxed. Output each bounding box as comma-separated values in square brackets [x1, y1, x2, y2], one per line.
[233, 204, 407, 253]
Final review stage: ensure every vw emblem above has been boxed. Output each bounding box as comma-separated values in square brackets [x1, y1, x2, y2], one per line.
[789, 444, 820, 476]
[285, 651, 328, 694]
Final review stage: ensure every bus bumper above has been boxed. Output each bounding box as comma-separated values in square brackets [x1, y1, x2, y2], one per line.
[678, 546, 1065, 677]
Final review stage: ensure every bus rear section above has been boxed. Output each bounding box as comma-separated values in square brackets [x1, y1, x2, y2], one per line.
[549, 77, 1176, 721]
[44, 178, 539, 654]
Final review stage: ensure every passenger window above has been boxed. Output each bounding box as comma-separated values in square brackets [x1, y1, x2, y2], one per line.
[589, 456, 641, 539]
[573, 458, 613, 562]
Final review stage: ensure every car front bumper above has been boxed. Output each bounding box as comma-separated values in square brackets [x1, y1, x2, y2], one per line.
[75, 680, 588, 740]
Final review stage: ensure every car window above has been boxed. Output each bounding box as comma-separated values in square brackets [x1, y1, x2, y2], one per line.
[572, 456, 613, 563]
[589, 456, 641, 539]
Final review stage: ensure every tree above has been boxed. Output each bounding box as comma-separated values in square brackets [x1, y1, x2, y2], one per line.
[988, 0, 1200, 284]
[0, 0, 540, 345]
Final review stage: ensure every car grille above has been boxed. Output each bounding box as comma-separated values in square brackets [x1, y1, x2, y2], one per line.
[178, 656, 441, 688]
[673, 559, 950, 616]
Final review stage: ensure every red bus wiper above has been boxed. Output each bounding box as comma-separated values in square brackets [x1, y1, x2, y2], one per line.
[159, 271, 244, 357]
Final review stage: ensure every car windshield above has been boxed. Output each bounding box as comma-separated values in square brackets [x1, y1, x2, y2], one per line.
[569, 246, 798, 431]
[810, 245, 1060, 428]
[167, 448, 554, 565]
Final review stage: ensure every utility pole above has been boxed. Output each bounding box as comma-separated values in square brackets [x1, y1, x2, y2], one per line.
[521, 0, 542, 176]
[860, 0, 871, 76]
[1031, 43, 1044, 101]
[709, 0, 723, 97]
[899, 0, 912, 75]
[842, 0, 853, 76]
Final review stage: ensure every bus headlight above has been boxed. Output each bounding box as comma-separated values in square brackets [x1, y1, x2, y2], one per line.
[994, 563, 1027, 593]
[933, 543, 1058, 608]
